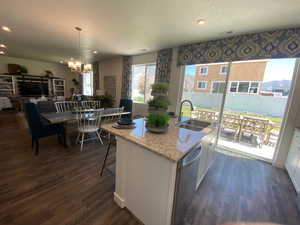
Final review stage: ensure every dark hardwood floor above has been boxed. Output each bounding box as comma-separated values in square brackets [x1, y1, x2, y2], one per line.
[0, 111, 142, 225]
[185, 153, 300, 225]
[1, 111, 300, 225]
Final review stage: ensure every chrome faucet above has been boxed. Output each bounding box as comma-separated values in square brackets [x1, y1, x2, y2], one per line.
[178, 100, 194, 122]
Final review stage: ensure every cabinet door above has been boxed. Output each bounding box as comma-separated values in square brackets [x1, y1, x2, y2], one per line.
[286, 130, 300, 193]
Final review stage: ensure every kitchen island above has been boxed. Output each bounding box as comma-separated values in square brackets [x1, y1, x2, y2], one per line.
[101, 117, 216, 225]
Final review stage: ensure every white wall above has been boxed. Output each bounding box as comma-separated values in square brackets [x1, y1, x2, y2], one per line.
[0, 56, 79, 97]
[274, 60, 300, 168]
[98, 56, 123, 106]
[97, 50, 184, 116]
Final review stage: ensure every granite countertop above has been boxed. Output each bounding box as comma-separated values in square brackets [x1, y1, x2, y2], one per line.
[101, 118, 215, 162]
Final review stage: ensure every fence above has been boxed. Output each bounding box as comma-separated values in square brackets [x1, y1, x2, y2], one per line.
[182, 92, 288, 117]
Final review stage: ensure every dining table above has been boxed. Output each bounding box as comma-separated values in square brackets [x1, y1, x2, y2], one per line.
[41, 110, 131, 146]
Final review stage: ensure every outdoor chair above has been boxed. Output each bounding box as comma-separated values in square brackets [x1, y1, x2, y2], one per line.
[221, 113, 242, 142]
[239, 116, 270, 148]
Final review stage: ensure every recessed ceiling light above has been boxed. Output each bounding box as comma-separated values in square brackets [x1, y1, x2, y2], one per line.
[0, 51, 5, 55]
[93, 50, 98, 54]
[1, 26, 11, 32]
[59, 60, 64, 64]
[0, 44, 6, 48]
[196, 19, 206, 25]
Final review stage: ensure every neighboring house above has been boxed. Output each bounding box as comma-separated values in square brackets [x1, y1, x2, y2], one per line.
[193, 60, 268, 94]
[183, 74, 195, 92]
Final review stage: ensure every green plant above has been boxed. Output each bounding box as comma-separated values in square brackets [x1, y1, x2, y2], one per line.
[151, 82, 169, 94]
[147, 98, 170, 110]
[94, 95, 115, 108]
[146, 114, 170, 128]
[72, 78, 80, 87]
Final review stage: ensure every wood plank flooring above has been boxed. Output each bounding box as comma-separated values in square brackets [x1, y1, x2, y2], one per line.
[0, 111, 142, 225]
[0, 111, 300, 225]
[184, 153, 300, 225]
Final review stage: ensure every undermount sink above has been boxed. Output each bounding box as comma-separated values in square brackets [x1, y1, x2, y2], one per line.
[177, 119, 211, 131]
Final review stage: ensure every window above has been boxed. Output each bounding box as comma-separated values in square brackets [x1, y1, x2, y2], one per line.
[199, 66, 208, 75]
[229, 81, 260, 94]
[249, 82, 259, 93]
[132, 64, 156, 103]
[238, 82, 250, 93]
[212, 82, 226, 93]
[230, 82, 238, 92]
[220, 65, 228, 75]
[83, 71, 93, 96]
[197, 81, 207, 89]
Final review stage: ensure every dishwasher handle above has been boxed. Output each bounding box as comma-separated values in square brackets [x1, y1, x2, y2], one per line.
[183, 146, 202, 168]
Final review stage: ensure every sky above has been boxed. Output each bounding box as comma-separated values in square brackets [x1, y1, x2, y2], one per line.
[263, 58, 296, 82]
[185, 59, 297, 82]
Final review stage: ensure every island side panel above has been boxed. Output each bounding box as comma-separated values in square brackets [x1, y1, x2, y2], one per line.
[114, 137, 178, 225]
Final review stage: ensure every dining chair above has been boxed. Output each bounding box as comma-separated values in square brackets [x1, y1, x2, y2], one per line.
[81, 100, 101, 109]
[76, 109, 104, 151]
[37, 101, 57, 113]
[24, 102, 66, 155]
[102, 107, 124, 122]
[55, 101, 81, 112]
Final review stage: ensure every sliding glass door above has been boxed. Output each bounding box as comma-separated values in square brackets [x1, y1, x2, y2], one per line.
[181, 58, 297, 162]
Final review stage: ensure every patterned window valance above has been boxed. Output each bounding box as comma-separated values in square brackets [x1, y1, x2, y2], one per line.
[121, 56, 133, 99]
[155, 48, 173, 83]
[178, 27, 300, 66]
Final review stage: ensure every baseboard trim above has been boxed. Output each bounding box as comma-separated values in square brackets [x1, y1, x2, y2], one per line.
[114, 192, 125, 208]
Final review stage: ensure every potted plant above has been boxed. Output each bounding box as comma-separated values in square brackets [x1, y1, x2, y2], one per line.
[94, 94, 115, 108]
[147, 82, 170, 114]
[146, 114, 170, 133]
[146, 82, 170, 133]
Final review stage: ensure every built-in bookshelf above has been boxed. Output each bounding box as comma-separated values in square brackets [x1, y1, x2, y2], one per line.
[0, 75, 15, 95]
[53, 78, 65, 97]
[16, 75, 49, 97]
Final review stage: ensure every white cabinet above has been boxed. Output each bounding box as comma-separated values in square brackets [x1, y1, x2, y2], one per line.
[52, 79, 65, 97]
[196, 130, 217, 189]
[286, 129, 300, 193]
[0, 75, 15, 95]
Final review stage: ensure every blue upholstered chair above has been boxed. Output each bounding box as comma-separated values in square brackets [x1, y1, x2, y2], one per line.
[24, 102, 65, 155]
[119, 99, 133, 119]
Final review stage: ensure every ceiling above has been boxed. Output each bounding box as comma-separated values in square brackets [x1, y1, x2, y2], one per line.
[0, 0, 300, 64]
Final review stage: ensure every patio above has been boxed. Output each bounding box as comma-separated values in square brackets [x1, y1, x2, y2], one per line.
[189, 109, 280, 160]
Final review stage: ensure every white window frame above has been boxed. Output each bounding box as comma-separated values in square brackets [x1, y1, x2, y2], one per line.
[131, 63, 156, 103]
[219, 65, 229, 75]
[82, 71, 93, 96]
[229, 81, 260, 94]
[199, 66, 208, 75]
[197, 81, 208, 89]
[211, 81, 226, 93]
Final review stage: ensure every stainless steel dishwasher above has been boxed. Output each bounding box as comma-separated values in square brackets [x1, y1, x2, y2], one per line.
[172, 144, 202, 225]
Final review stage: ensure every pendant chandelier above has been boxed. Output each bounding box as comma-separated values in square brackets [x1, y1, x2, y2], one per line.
[68, 27, 92, 73]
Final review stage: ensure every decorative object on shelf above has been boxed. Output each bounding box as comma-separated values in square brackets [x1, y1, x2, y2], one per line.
[68, 27, 92, 73]
[146, 82, 170, 133]
[18, 66, 28, 74]
[8, 64, 21, 74]
[45, 70, 53, 77]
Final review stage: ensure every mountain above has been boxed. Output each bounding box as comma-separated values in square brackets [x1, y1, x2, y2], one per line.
[262, 80, 291, 90]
